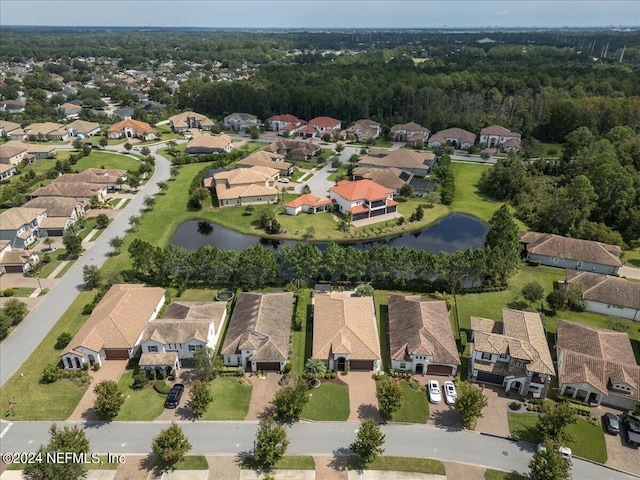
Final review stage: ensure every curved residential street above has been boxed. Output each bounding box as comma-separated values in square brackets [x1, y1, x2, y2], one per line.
[0, 145, 171, 387]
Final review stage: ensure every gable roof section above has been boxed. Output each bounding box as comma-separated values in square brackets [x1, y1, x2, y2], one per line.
[330, 179, 392, 202]
[23, 196, 80, 217]
[358, 148, 436, 170]
[186, 134, 231, 150]
[520, 231, 622, 267]
[391, 122, 429, 133]
[24, 122, 66, 136]
[221, 292, 293, 362]
[352, 166, 413, 190]
[0, 207, 45, 230]
[481, 125, 520, 137]
[565, 270, 640, 310]
[284, 194, 334, 209]
[428, 127, 476, 145]
[108, 118, 153, 134]
[0, 141, 28, 159]
[388, 295, 460, 365]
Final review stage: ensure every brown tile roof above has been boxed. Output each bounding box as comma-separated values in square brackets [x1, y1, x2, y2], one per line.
[263, 139, 320, 157]
[480, 125, 520, 137]
[0, 207, 46, 230]
[557, 320, 640, 399]
[65, 120, 100, 133]
[0, 164, 16, 174]
[62, 284, 165, 357]
[53, 168, 126, 185]
[268, 114, 302, 123]
[139, 352, 178, 367]
[352, 167, 413, 190]
[470, 316, 501, 334]
[141, 320, 209, 345]
[388, 295, 460, 365]
[30, 182, 106, 199]
[309, 116, 341, 128]
[236, 151, 291, 171]
[169, 111, 214, 126]
[186, 134, 231, 150]
[313, 292, 381, 361]
[0, 120, 21, 133]
[428, 127, 476, 146]
[520, 231, 622, 267]
[0, 249, 37, 266]
[391, 122, 429, 133]
[565, 270, 640, 310]
[358, 149, 436, 171]
[163, 301, 228, 322]
[24, 122, 66, 136]
[0, 141, 28, 159]
[221, 292, 293, 362]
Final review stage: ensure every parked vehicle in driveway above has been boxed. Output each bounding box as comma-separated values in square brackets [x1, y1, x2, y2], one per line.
[443, 381, 457, 405]
[164, 383, 184, 409]
[623, 414, 640, 447]
[278, 177, 290, 183]
[603, 412, 620, 435]
[428, 380, 441, 404]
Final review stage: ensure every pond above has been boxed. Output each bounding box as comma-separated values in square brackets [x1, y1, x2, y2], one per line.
[170, 213, 488, 254]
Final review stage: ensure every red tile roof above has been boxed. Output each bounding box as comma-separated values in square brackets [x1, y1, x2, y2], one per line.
[268, 114, 301, 123]
[108, 118, 153, 134]
[285, 194, 334, 208]
[330, 179, 393, 201]
[309, 116, 341, 128]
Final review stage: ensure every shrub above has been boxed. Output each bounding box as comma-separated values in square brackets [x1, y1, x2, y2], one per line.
[41, 364, 60, 384]
[324, 372, 332, 379]
[54, 332, 73, 350]
[157, 370, 166, 380]
[168, 372, 176, 381]
[3, 288, 14, 297]
[154, 381, 171, 395]
[149, 371, 156, 381]
[282, 363, 292, 374]
[93, 363, 101, 371]
[509, 401, 522, 411]
[82, 302, 96, 315]
[132, 372, 149, 389]
[527, 259, 541, 267]
[331, 372, 337, 379]
[81, 362, 89, 371]
[459, 331, 468, 351]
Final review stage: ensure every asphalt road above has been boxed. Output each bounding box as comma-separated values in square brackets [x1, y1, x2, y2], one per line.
[0, 420, 636, 479]
[297, 145, 359, 195]
[0, 145, 171, 387]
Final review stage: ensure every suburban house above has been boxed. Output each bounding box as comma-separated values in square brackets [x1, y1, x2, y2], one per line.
[112, 107, 134, 120]
[61, 284, 166, 369]
[329, 179, 398, 222]
[0, 120, 22, 138]
[470, 309, 555, 398]
[185, 134, 232, 155]
[388, 295, 461, 375]
[0, 100, 26, 113]
[479, 125, 521, 151]
[263, 139, 321, 161]
[24, 143, 57, 159]
[209, 166, 279, 207]
[24, 122, 70, 141]
[137, 301, 228, 374]
[520, 231, 622, 275]
[168, 111, 214, 132]
[60, 102, 82, 119]
[52, 168, 126, 190]
[427, 127, 477, 150]
[312, 291, 382, 372]
[0, 164, 17, 181]
[284, 194, 334, 216]
[345, 119, 381, 143]
[65, 119, 101, 137]
[221, 292, 294, 372]
[30, 181, 108, 205]
[0, 241, 39, 274]
[224, 112, 260, 132]
[352, 167, 413, 194]
[409, 177, 437, 195]
[556, 320, 640, 410]
[8, 128, 27, 141]
[308, 116, 342, 137]
[0, 141, 28, 165]
[107, 118, 156, 141]
[561, 270, 640, 321]
[236, 151, 292, 176]
[390, 122, 430, 145]
[267, 114, 306, 135]
[0, 207, 47, 249]
[23, 197, 84, 237]
[357, 149, 437, 176]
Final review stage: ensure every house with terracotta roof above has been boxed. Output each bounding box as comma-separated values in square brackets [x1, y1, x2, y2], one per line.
[107, 118, 155, 141]
[357, 148, 437, 176]
[556, 320, 640, 410]
[479, 125, 521, 151]
[519, 231, 622, 275]
[352, 167, 413, 194]
[561, 270, 640, 321]
[309, 116, 342, 137]
[0, 241, 39, 274]
[168, 111, 214, 132]
[390, 122, 430, 146]
[0, 164, 17, 181]
[137, 301, 228, 373]
[65, 119, 101, 137]
[388, 295, 461, 376]
[263, 139, 320, 161]
[267, 114, 306, 136]
[61, 284, 166, 369]
[236, 150, 292, 176]
[329, 179, 398, 222]
[211, 166, 279, 207]
[313, 291, 382, 372]
[23, 196, 84, 237]
[427, 127, 477, 150]
[345, 119, 381, 143]
[284, 194, 334, 216]
[0, 141, 28, 165]
[185, 134, 232, 155]
[224, 112, 260, 132]
[221, 292, 294, 372]
[470, 309, 555, 398]
[23, 122, 70, 141]
[0, 207, 47, 249]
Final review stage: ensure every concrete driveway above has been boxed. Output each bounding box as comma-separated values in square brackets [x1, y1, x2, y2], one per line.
[67, 360, 128, 421]
[473, 384, 511, 438]
[245, 373, 282, 420]
[340, 371, 382, 422]
[592, 406, 640, 477]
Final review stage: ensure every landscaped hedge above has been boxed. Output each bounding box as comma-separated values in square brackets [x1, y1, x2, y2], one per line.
[153, 380, 171, 394]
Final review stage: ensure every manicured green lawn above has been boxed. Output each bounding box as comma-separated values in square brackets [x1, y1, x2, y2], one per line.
[0, 291, 95, 420]
[36, 249, 69, 278]
[301, 382, 350, 421]
[508, 413, 607, 463]
[9, 287, 36, 297]
[623, 248, 640, 268]
[290, 289, 312, 376]
[200, 377, 252, 420]
[485, 470, 527, 480]
[167, 455, 209, 470]
[348, 456, 445, 474]
[242, 455, 315, 470]
[115, 370, 167, 421]
[74, 152, 139, 171]
[539, 143, 563, 157]
[327, 164, 350, 181]
[54, 260, 76, 278]
[388, 381, 429, 423]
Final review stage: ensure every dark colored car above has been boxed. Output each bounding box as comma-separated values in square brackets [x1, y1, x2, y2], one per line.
[623, 414, 640, 447]
[164, 383, 185, 409]
[603, 412, 620, 435]
[91, 144, 104, 150]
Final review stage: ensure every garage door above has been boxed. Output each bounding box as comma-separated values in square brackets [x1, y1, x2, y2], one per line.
[349, 360, 374, 371]
[427, 364, 453, 376]
[476, 371, 504, 386]
[3, 265, 24, 273]
[602, 394, 635, 411]
[256, 362, 280, 371]
[47, 229, 64, 237]
[104, 349, 129, 360]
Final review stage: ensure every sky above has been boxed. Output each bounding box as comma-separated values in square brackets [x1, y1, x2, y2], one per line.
[1, 0, 638, 29]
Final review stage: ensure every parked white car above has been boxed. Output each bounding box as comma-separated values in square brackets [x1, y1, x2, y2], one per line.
[278, 177, 291, 183]
[443, 381, 457, 405]
[537, 443, 572, 461]
[428, 380, 441, 404]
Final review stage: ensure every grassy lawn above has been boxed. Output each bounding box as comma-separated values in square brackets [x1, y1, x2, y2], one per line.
[0, 291, 95, 420]
[301, 382, 350, 421]
[200, 377, 252, 420]
[508, 413, 607, 463]
[115, 370, 166, 421]
[9, 287, 36, 297]
[373, 291, 392, 371]
[36, 249, 69, 278]
[388, 381, 429, 423]
[74, 151, 140, 171]
[54, 260, 76, 278]
[242, 455, 315, 470]
[348, 456, 445, 475]
[165, 455, 209, 470]
[290, 289, 312, 376]
[173, 288, 220, 302]
[327, 164, 350, 181]
[539, 143, 563, 157]
[623, 247, 640, 268]
[485, 470, 528, 480]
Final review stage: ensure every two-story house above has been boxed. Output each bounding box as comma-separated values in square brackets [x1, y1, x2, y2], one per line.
[427, 127, 477, 150]
[22, 197, 84, 237]
[224, 112, 260, 133]
[470, 309, 555, 398]
[168, 111, 215, 132]
[0, 141, 28, 165]
[0, 241, 39, 274]
[107, 118, 156, 141]
[357, 149, 437, 176]
[0, 207, 47, 249]
[479, 125, 521, 151]
[329, 179, 398, 222]
[308, 116, 342, 137]
[267, 114, 306, 136]
[236, 151, 292, 176]
[345, 119, 381, 143]
[390, 122, 430, 146]
[210, 166, 279, 207]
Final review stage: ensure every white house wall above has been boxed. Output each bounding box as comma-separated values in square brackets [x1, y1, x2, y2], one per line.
[584, 299, 640, 321]
[527, 253, 620, 275]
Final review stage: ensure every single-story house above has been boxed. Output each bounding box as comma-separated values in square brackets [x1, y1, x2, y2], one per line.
[284, 194, 334, 216]
[211, 166, 279, 207]
[224, 112, 260, 132]
[479, 125, 521, 151]
[427, 127, 476, 150]
[470, 309, 555, 398]
[185, 134, 232, 155]
[23, 196, 84, 237]
[519, 231, 622, 275]
[263, 139, 321, 161]
[25, 143, 57, 159]
[30, 181, 108, 205]
[0, 100, 26, 113]
[0, 207, 47, 249]
[61, 284, 166, 369]
[390, 122, 430, 145]
[352, 167, 413, 194]
[344, 119, 381, 143]
[357, 149, 437, 176]
[23, 122, 70, 141]
[53, 168, 126, 190]
[329, 179, 397, 222]
[409, 177, 437, 195]
[0, 141, 28, 165]
[168, 111, 214, 132]
[388, 295, 460, 376]
[0, 164, 17, 181]
[562, 270, 640, 321]
[312, 291, 382, 372]
[221, 292, 294, 372]
[556, 320, 640, 410]
[0, 120, 22, 138]
[60, 103, 82, 119]
[236, 151, 292, 176]
[137, 301, 228, 373]
[65, 119, 101, 137]
[107, 118, 155, 141]
[0, 241, 39, 274]
[112, 107, 134, 120]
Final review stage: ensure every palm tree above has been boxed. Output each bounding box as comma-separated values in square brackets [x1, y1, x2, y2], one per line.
[304, 357, 327, 381]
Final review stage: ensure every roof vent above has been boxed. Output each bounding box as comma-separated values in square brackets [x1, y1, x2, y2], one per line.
[251, 331, 268, 341]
